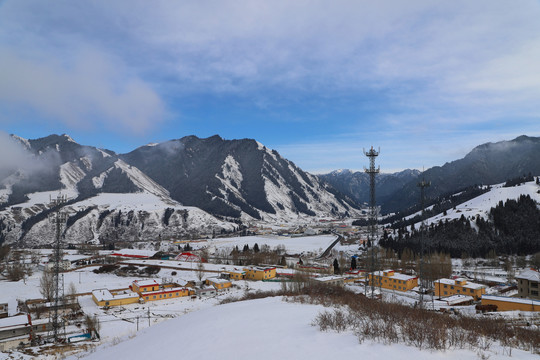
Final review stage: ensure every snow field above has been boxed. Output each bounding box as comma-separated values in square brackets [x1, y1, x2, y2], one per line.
[67, 297, 538, 360]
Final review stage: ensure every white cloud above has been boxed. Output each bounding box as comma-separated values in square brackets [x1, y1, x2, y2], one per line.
[0, 46, 165, 135]
[1, 0, 539, 153]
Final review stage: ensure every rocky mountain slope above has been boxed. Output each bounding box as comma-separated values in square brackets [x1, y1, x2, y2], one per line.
[319, 169, 420, 206]
[381, 135, 540, 214]
[0, 134, 359, 246]
[122, 135, 357, 220]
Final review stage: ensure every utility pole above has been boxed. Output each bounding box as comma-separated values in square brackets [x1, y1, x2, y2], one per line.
[147, 308, 150, 327]
[418, 171, 430, 309]
[364, 146, 380, 298]
[49, 193, 68, 343]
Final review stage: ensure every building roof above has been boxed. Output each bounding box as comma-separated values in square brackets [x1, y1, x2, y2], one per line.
[0, 314, 29, 329]
[434, 278, 486, 290]
[206, 277, 231, 284]
[372, 271, 417, 281]
[516, 269, 540, 282]
[132, 279, 161, 288]
[110, 249, 157, 258]
[482, 295, 540, 306]
[244, 266, 276, 272]
[92, 289, 139, 302]
[314, 276, 344, 282]
[440, 295, 474, 305]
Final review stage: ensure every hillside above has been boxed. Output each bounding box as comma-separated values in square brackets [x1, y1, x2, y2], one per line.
[122, 135, 358, 220]
[381, 135, 540, 214]
[380, 179, 540, 257]
[68, 297, 536, 360]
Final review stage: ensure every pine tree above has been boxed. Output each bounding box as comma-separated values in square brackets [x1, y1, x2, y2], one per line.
[333, 258, 340, 274]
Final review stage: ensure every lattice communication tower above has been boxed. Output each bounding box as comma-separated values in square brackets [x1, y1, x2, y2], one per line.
[417, 172, 430, 308]
[363, 146, 380, 298]
[49, 193, 68, 342]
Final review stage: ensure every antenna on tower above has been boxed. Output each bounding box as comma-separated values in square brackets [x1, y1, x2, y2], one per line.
[48, 192, 69, 343]
[363, 146, 380, 298]
[417, 169, 430, 309]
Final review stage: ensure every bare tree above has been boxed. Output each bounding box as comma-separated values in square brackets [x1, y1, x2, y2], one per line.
[40, 270, 55, 301]
[6, 262, 26, 281]
[85, 314, 101, 334]
[196, 261, 205, 282]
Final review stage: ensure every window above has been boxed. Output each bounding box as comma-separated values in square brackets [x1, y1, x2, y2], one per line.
[153, 296, 156, 299]
[531, 290, 539, 296]
[450, 286, 454, 289]
[444, 284, 447, 288]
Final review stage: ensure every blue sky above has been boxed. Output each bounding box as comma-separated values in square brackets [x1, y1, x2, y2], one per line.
[1, 1, 539, 173]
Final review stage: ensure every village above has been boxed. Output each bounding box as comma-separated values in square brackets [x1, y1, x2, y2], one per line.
[0, 233, 539, 357]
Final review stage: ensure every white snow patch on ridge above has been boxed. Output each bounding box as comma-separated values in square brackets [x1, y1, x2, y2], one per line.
[92, 168, 112, 189]
[60, 162, 85, 192]
[114, 160, 171, 199]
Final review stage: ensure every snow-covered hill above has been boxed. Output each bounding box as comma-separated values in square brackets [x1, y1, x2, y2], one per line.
[68, 297, 536, 360]
[411, 179, 540, 230]
[0, 190, 236, 247]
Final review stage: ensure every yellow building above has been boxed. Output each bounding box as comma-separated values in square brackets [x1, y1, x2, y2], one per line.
[91, 289, 140, 307]
[206, 277, 232, 290]
[434, 278, 486, 300]
[481, 295, 540, 312]
[130, 279, 161, 294]
[369, 270, 418, 292]
[140, 287, 193, 302]
[244, 266, 277, 280]
[221, 269, 246, 280]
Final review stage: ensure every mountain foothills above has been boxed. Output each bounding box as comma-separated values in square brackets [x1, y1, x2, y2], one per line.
[0, 134, 357, 247]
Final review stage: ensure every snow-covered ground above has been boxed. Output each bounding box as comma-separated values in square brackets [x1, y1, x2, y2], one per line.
[65, 296, 537, 360]
[191, 234, 338, 256]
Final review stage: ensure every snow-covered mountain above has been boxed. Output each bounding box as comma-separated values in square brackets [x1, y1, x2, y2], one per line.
[319, 168, 420, 206]
[121, 135, 358, 221]
[0, 134, 359, 246]
[382, 135, 540, 214]
[321, 135, 540, 215]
